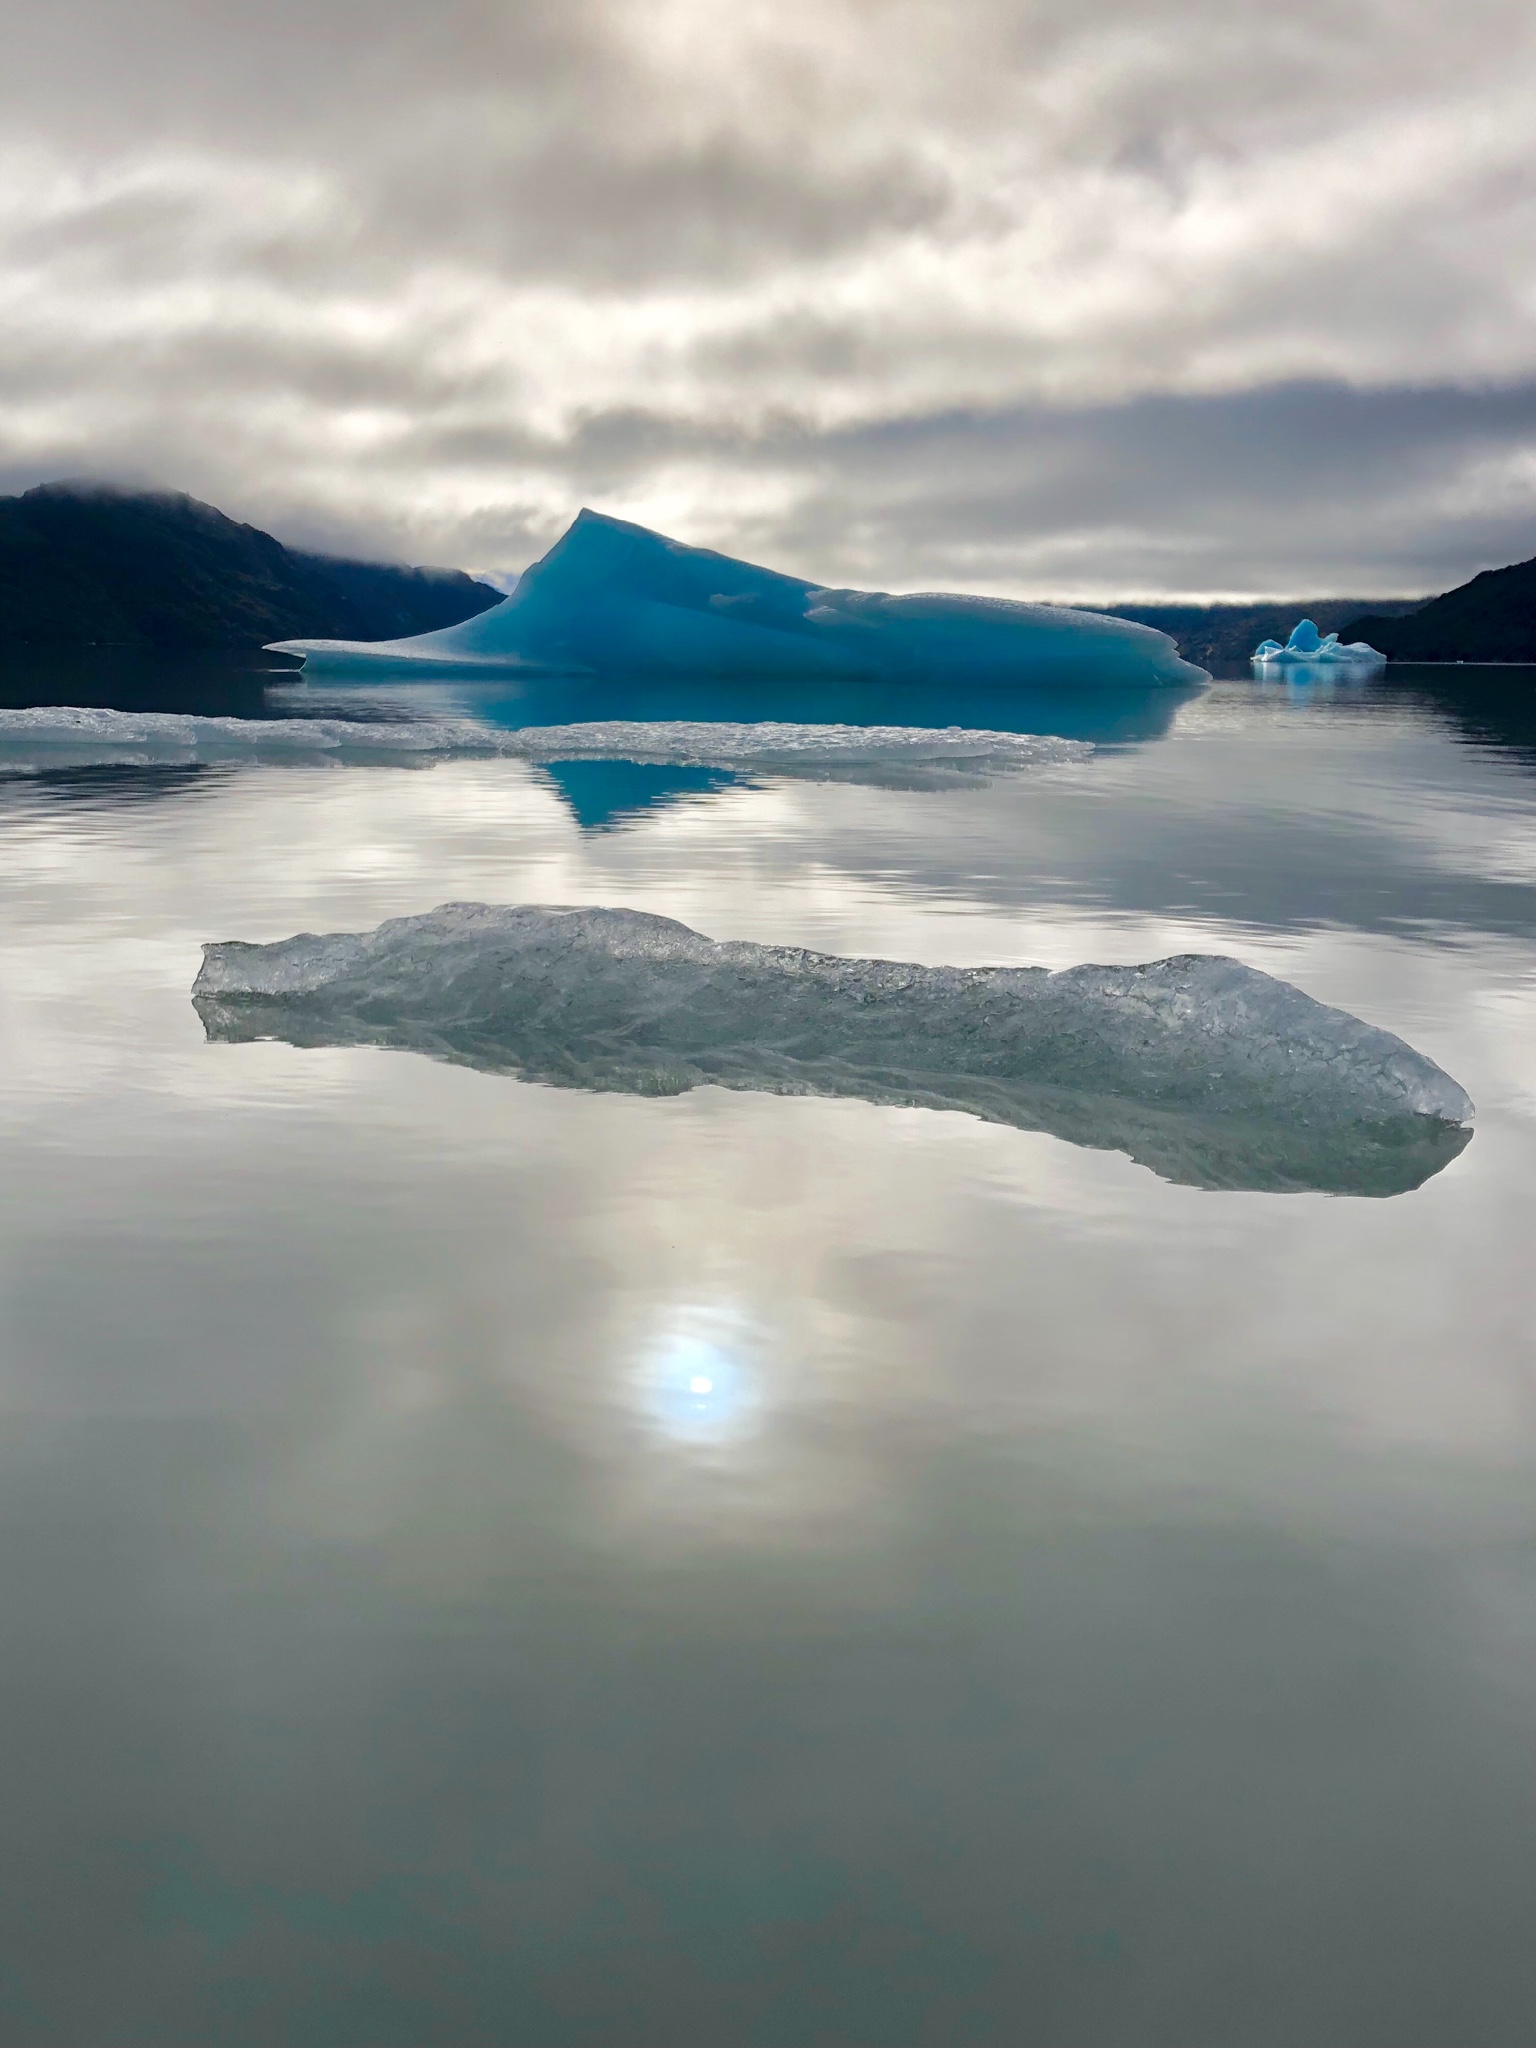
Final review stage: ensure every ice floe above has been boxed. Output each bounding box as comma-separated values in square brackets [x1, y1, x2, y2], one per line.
[0, 706, 1089, 782]
[193, 904, 1473, 1195]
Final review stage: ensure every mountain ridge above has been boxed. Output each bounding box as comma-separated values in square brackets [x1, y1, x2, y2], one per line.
[1090, 600, 1424, 669]
[1343, 553, 1536, 663]
[8, 478, 1532, 666]
[0, 481, 503, 650]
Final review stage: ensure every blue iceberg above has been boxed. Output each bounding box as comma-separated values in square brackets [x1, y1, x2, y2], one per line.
[1252, 619, 1385, 671]
[268, 511, 1207, 690]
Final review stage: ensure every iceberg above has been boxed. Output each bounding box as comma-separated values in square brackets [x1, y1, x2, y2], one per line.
[268, 511, 1208, 691]
[192, 904, 1473, 1195]
[1252, 619, 1385, 671]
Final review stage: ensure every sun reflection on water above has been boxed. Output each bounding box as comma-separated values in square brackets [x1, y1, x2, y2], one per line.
[637, 1310, 758, 1443]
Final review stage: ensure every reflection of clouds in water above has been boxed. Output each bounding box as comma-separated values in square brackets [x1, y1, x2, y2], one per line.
[4, 1021, 1536, 1578]
[636, 1307, 759, 1445]
[6, 715, 1536, 1563]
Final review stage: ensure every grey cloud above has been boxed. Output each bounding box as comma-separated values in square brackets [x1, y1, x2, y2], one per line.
[1, 0, 590, 148]
[564, 383, 1536, 597]
[3, 0, 1536, 591]
[362, 134, 955, 289]
[7, 374, 1536, 598]
[770, 384, 1536, 597]
[265, 382, 1536, 595]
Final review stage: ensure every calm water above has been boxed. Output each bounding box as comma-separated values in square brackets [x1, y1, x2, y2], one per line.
[2, 656, 1536, 2044]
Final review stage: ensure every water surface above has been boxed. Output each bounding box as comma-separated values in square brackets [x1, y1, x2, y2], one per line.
[2, 656, 1535, 2044]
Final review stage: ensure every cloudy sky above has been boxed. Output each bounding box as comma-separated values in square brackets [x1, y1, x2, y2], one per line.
[3, 0, 1535, 597]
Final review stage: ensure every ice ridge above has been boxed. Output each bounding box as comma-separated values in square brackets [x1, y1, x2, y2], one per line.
[193, 904, 1473, 1195]
[268, 510, 1209, 691]
[0, 707, 1087, 781]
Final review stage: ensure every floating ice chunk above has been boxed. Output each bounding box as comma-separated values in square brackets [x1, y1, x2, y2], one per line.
[269, 510, 1208, 691]
[0, 704, 479, 767]
[0, 706, 1087, 784]
[1253, 619, 1385, 670]
[193, 904, 1472, 1195]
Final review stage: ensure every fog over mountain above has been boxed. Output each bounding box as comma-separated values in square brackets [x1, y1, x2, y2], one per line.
[4, 0, 1535, 598]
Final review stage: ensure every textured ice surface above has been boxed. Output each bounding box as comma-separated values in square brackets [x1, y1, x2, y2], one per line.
[269, 510, 1208, 691]
[0, 706, 1086, 782]
[1253, 619, 1385, 670]
[193, 905, 1473, 1195]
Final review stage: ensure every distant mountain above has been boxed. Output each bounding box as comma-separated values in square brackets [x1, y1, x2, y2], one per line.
[0, 481, 503, 649]
[1089, 600, 1424, 669]
[1343, 554, 1536, 663]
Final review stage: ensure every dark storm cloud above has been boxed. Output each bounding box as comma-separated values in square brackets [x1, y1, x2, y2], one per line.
[3, 0, 1535, 592]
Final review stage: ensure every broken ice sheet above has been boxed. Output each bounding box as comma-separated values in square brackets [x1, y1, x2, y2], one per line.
[0, 706, 1088, 790]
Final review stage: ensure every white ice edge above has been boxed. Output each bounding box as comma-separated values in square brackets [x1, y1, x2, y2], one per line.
[0, 707, 1091, 772]
[1252, 650, 1386, 671]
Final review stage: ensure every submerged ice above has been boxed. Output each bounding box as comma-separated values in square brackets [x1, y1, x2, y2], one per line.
[1253, 619, 1385, 669]
[268, 510, 1207, 691]
[193, 904, 1472, 1195]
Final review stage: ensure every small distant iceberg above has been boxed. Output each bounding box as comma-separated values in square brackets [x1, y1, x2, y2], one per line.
[1252, 619, 1385, 672]
[268, 510, 1208, 691]
[193, 904, 1473, 1195]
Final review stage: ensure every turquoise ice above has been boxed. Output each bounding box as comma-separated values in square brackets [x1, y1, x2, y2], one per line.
[269, 510, 1208, 690]
[1253, 618, 1385, 670]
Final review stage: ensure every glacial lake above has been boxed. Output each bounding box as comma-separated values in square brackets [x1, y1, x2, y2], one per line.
[2, 654, 1536, 2044]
